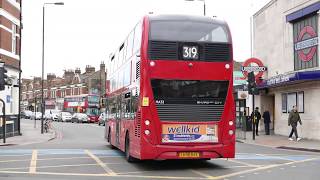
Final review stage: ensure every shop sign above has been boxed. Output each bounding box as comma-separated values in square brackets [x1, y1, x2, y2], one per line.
[294, 26, 318, 62]
[266, 73, 297, 86]
[237, 91, 248, 99]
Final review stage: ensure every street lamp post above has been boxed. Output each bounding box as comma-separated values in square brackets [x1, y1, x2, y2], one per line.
[185, 0, 206, 16]
[41, 2, 64, 134]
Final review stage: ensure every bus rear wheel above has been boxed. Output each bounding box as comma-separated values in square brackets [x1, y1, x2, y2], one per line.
[125, 132, 136, 163]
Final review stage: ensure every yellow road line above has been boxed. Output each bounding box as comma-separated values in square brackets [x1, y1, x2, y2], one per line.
[190, 169, 212, 178]
[85, 150, 116, 176]
[0, 159, 30, 163]
[29, 150, 38, 174]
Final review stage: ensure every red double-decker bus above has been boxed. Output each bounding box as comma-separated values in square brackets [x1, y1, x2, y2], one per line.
[64, 94, 100, 122]
[105, 15, 235, 161]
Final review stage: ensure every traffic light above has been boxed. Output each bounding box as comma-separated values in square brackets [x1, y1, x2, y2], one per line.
[247, 72, 259, 95]
[0, 63, 8, 91]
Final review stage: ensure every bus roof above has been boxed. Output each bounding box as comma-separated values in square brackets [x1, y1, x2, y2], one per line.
[147, 14, 227, 26]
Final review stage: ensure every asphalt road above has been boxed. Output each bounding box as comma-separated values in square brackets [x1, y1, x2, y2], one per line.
[0, 119, 319, 180]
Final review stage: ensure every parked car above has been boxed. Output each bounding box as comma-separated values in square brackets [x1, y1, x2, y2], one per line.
[51, 112, 60, 121]
[71, 113, 89, 123]
[45, 110, 61, 121]
[58, 112, 72, 122]
[98, 112, 107, 126]
[21, 110, 33, 119]
[31, 112, 42, 120]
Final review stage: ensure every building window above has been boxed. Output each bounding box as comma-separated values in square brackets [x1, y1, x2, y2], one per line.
[281, 93, 287, 113]
[51, 90, 56, 98]
[282, 91, 304, 113]
[287, 93, 296, 112]
[12, 24, 17, 54]
[293, 15, 319, 70]
[297, 91, 304, 113]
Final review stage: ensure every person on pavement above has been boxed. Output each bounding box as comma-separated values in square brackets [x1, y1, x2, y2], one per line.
[263, 110, 271, 135]
[251, 107, 261, 136]
[288, 105, 302, 141]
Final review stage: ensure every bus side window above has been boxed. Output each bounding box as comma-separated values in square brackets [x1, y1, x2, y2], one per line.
[124, 92, 131, 119]
[131, 91, 139, 119]
[108, 97, 117, 119]
[116, 96, 121, 119]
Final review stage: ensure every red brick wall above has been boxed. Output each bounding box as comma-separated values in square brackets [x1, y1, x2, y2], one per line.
[0, 0, 20, 19]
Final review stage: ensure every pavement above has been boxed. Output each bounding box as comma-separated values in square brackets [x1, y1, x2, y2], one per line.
[237, 130, 320, 152]
[0, 119, 56, 146]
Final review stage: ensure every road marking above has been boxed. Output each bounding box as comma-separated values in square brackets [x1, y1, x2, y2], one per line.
[226, 159, 261, 167]
[207, 157, 319, 180]
[29, 150, 38, 174]
[190, 169, 212, 178]
[0, 159, 30, 163]
[85, 149, 116, 176]
[256, 153, 297, 162]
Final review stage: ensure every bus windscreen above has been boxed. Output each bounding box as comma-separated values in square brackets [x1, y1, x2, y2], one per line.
[150, 20, 229, 43]
[151, 79, 229, 99]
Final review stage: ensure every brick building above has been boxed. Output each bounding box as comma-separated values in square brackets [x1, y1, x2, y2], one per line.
[0, 0, 21, 138]
[21, 62, 106, 112]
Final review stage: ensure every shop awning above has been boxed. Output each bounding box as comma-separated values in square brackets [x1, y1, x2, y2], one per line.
[258, 70, 320, 89]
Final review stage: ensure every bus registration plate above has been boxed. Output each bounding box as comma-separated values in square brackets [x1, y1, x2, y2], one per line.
[178, 152, 200, 158]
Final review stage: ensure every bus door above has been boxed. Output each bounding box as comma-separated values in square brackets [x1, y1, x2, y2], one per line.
[115, 96, 121, 146]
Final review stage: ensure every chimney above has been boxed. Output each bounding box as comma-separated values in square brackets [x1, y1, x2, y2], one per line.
[85, 65, 95, 74]
[64, 69, 75, 83]
[100, 61, 105, 71]
[47, 73, 56, 81]
[75, 68, 81, 74]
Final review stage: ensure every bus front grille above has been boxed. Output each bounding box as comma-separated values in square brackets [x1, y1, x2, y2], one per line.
[156, 104, 224, 122]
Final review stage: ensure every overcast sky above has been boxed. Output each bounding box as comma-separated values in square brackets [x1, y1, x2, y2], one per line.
[21, 0, 270, 78]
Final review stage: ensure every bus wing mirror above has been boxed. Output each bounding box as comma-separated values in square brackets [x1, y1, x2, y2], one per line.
[125, 92, 131, 99]
[136, 54, 140, 57]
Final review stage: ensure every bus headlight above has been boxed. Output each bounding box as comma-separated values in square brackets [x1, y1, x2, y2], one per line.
[144, 130, 150, 135]
[225, 64, 230, 69]
[228, 130, 234, 135]
[145, 120, 150, 126]
[150, 61, 155, 67]
[229, 120, 234, 126]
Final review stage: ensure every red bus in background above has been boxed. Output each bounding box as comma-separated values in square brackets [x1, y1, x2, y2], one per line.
[64, 94, 100, 122]
[105, 14, 235, 162]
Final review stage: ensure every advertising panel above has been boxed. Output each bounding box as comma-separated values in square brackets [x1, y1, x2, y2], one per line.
[162, 124, 218, 143]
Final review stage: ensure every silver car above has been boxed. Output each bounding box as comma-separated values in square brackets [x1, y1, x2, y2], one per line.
[71, 113, 89, 123]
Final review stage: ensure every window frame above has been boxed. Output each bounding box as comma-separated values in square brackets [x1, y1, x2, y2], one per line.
[297, 91, 304, 113]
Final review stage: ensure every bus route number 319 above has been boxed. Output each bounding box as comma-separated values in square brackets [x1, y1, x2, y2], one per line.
[182, 46, 199, 60]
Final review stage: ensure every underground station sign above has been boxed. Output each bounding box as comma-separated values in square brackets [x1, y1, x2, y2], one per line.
[241, 58, 267, 80]
[294, 25, 318, 62]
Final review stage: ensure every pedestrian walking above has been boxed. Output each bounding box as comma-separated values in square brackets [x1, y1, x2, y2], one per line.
[251, 107, 261, 136]
[288, 105, 302, 141]
[263, 110, 271, 135]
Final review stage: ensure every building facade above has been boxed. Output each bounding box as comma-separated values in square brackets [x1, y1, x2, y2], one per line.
[21, 63, 106, 112]
[253, 0, 320, 140]
[0, 0, 21, 138]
